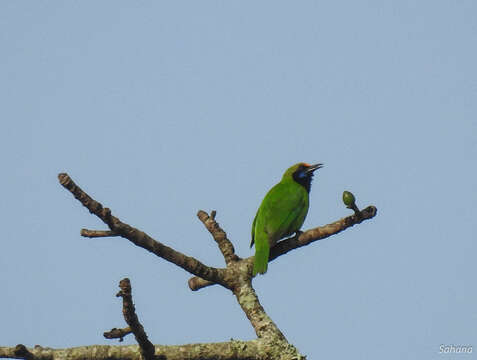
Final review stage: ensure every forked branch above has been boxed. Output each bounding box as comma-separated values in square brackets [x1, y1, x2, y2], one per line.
[58, 173, 228, 289]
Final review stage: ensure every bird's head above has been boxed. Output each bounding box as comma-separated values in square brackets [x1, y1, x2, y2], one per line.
[283, 162, 323, 193]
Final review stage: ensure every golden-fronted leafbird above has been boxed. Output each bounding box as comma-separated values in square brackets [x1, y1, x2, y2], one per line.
[251, 162, 323, 275]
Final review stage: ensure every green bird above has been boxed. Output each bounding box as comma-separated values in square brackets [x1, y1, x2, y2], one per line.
[251, 162, 323, 275]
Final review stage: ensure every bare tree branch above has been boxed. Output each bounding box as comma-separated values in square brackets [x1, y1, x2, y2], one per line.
[197, 210, 240, 265]
[233, 280, 287, 342]
[116, 278, 156, 360]
[0, 341, 268, 360]
[269, 205, 377, 260]
[58, 173, 228, 288]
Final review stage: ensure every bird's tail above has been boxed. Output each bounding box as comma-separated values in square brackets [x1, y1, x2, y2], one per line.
[253, 236, 270, 276]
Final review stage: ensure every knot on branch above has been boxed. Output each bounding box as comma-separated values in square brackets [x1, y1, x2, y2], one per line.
[362, 205, 377, 218]
[14, 344, 34, 360]
[117, 278, 132, 297]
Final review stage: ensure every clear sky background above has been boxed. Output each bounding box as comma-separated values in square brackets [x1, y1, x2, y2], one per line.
[1, 1, 476, 359]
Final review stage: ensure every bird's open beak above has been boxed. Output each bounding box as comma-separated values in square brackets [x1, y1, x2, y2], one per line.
[305, 163, 323, 173]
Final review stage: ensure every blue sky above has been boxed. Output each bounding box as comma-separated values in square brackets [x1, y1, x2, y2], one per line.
[1, 1, 476, 359]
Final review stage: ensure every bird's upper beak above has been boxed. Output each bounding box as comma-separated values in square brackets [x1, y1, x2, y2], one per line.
[305, 163, 323, 173]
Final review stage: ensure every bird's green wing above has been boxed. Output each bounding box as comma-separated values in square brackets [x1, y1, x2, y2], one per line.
[260, 181, 309, 242]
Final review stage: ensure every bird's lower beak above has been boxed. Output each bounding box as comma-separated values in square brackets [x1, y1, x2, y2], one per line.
[306, 163, 323, 173]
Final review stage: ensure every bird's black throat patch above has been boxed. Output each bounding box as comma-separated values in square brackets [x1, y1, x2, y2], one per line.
[292, 166, 314, 193]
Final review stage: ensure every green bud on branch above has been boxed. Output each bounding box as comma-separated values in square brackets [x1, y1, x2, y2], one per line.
[342, 191, 356, 207]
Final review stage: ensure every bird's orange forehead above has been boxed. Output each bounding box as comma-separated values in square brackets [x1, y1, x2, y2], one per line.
[302, 162, 311, 167]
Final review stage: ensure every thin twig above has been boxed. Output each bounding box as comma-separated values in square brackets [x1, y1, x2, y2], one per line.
[81, 229, 119, 238]
[103, 327, 132, 342]
[197, 210, 240, 265]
